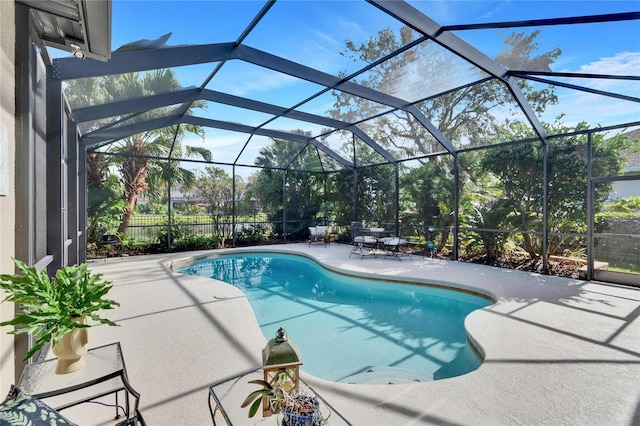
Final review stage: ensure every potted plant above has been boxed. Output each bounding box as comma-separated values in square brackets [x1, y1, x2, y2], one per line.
[242, 378, 322, 426]
[0, 259, 119, 373]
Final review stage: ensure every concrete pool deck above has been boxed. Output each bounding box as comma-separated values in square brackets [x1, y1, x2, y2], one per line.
[59, 243, 639, 425]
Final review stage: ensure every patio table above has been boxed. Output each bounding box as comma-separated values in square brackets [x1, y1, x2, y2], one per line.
[17, 342, 145, 425]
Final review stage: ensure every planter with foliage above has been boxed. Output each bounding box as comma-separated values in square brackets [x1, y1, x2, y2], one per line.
[242, 379, 322, 426]
[0, 259, 119, 373]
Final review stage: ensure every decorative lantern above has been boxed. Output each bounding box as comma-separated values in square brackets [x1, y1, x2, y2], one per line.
[261, 327, 303, 416]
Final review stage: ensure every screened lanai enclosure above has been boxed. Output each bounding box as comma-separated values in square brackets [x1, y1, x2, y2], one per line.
[16, 1, 640, 286]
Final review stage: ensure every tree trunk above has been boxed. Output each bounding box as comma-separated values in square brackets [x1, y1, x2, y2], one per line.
[437, 212, 453, 252]
[522, 233, 538, 259]
[87, 153, 107, 188]
[516, 205, 538, 259]
[117, 187, 138, 235]
[117, 140, 149, 235]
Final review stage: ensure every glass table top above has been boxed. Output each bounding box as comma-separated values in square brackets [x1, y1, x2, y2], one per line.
[18, 342, 127, 410]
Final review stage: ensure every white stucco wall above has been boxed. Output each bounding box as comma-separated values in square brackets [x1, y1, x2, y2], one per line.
[0, 0, 16, 393]
[610, 178, 640, 201]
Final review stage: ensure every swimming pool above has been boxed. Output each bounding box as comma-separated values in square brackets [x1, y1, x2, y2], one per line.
[178, 252, 493, 383]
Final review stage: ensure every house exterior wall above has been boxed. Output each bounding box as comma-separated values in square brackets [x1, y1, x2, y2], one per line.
[610, 178, 640, 201]
[0, 0, 17, 394]
[594, 217, 640, 270]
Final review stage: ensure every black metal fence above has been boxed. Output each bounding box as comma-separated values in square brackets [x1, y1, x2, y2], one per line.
[124, 213, 274, 244]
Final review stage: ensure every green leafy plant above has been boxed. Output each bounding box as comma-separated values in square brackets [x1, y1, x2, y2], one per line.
[236, 224, 269, 246]
[0, 259, 120, 360]
[465, 199, 517, 262]
[241, 379, 282, 418]
[241, 377, 321, 425]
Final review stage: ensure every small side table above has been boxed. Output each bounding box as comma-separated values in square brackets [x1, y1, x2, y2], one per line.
[208, 367, 263, 426]
[17, 342, 145, 425]
[208, 386, 233, 426]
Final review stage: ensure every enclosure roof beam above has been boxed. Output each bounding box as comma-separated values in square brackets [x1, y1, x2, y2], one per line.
[181, 115, 354, 169]
[233, 44, 455, 154]
[233, 44, 405, 109]
[368, 1, 506, 80]
[74, 87, 398, 164]
[405, 105, 456, 155]
[80, 114, 354, 169]
[72, 87, 201, 123]
[54, 41, 404, 110]
[508, 70, 640, 81]
[80, 116, 182, 147]
[53, 42, 238, 79]
[511, 74, 640, 103]
[368, 0, 548, 142]
[56, 41, 453, 158]
[199, 90, 397, 164]
[442, 11, 640, 31]
[505, 82, 548, 143]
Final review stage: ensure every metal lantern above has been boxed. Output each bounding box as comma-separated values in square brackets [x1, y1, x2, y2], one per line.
[261, 327, 303, 416]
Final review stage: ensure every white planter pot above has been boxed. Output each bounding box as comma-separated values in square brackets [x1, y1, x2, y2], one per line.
[51, 317, 88, 374]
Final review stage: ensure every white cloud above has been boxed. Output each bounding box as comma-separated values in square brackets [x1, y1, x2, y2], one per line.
[540, 87, 640, 128]
[578, 51, 640, 77]
[216, 69, 301, 98]
[310, 28, 341, 50]
[543, 51, 640, 126]
[293, 90, 336, 116]
[333, 14, 368, 44]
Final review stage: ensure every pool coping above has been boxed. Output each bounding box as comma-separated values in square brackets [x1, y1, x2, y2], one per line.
[165, 247, 498, 302]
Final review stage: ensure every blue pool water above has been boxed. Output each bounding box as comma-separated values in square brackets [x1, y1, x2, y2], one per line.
[178, 252, 492, 383]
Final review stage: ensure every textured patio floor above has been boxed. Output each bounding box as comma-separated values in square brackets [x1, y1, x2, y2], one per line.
[59, 243, 640, 425]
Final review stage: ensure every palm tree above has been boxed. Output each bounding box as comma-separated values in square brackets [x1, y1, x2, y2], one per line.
[145, 146, 212, 205]
[65, 70, 211, 235]
[250, 137, 324, 238]
[114, 124, 210, 235]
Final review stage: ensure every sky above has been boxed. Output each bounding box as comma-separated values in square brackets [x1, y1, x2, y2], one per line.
[65, 1, 640, 175]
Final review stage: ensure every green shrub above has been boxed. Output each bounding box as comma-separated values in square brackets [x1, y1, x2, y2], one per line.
[137, 202, 168, 215]
[236, 224, 269, 246]
[602, 196, 640, 213]
[172, 235, 221, 251]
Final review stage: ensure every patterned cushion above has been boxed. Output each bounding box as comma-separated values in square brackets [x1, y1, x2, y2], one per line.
[315, 226, 328, 234]
[0, 385, 77, 426]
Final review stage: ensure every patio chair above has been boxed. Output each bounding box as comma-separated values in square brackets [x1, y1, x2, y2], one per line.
[308, 226, 329, 247]
[383, 237, 412, 261]
[349, 222, 377, 259]
[99, 233, 123, 260]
